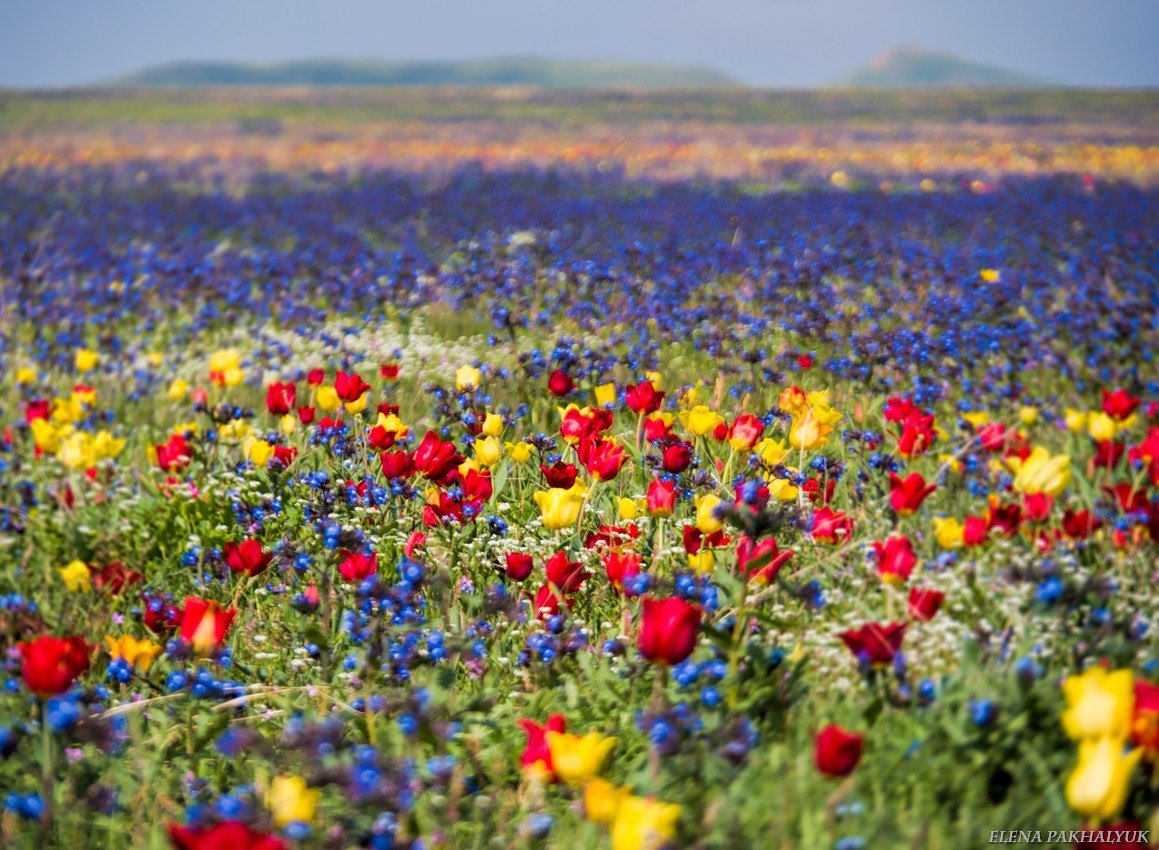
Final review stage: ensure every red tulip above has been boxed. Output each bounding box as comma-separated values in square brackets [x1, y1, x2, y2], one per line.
[380, 363, 400, 380]
[603, 551, 642, 593]
[338, 550, 378, 584]
[19, 636, 90, 698]
[1102, 388, 1141, 421]
[1092, 440, 1125, 470]
[871, 535, 916, 586]
[547, 370, 575, 397]
[531, 584, 565, 621]
[156, 434, 192, 472]
[578, 436, 627, 482]
[296, 406, 316, 425]
[737, 535, 793, 584]
[727, 414, 765, 451]
[1132, 680, 1159, 758]
[403, 531, 426, 558]
[1061, 509, 1101, 539]
[518, 714, 567, 779]
[265, 381, 296, 416]
[91, 561, 143, 596]
[505, 553, 534, 582]
[888, 472, 936, 516]
[540, 461, 579, 489]
[646, 479, 677, 517]
[168, 821, 286, 850]
[840, 622, 906, 666]
[545, 551, 589, 593]
[412, 431, 463, 482]
[661, 442, 692, 473]
[643, 415, 673, 443]
[625, 381, 664, 415]
[963, 515, 990, 547]
[381, 450, 415, 479]
[882, 396, 919, 423]
[810, 507, 853, 544]
[334, 370, 371, 403]
[907, 587, 946, 621]
[223, 539, 274, 577]
[1022, 492, 1054, 523]
[894, 410, 936, 459]
[179, 597, 237, 655]
[25, 399, 51, 422]
[306, 369, 325, 386]
[638, 596, 701, 665]
[367, 423, 401, 452]
[814, 724, 864, 777]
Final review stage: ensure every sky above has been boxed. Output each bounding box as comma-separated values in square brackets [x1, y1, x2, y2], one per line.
[1, 0, 1157, 88]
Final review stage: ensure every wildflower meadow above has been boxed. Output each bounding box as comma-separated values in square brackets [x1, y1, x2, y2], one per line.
[0, 89, 1157, 849]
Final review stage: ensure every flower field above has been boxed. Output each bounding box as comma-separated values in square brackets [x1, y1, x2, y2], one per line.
[0, 89, 1158, 849]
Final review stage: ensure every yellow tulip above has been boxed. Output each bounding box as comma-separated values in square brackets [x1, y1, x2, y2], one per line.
[584, 778, 629, 825]
[932, 517, 965, 549]
[1018, 406, 1039, 425]
[31, 419, 62, 454]
[281, 414, 296, 436]
[219, 419, 252, 441]
[695, 495, 724, 534]
[315, 386, 340, 412]
[767, 477, 799, 502]
[267, 775, 320, 827]
[979, 269, 1001, 283]
[788, 414, 830, 451]
[610, 795, 681, 850]
[938, 453, 963, 474]
[1065, 737, 1142, 822]
[594, 383, 617, 407]
[92, 430, 125, 460]
[59, 560, 92, 592]
[645, 371, 663, 390]
[618, 496, 641, 520]
[343, 394, 368, 414]
[680, 405, 723, 437]
[456, 365, 481, 390]
[481, 412, 504, 437]
[105, 634, 162, 672]
[52, 396, 82, 424]
[534, 485, 586, 530]
[505, 441, 532, 464]
[1063, 409, 1087, 432]
[1008, 446, 1071, 496]
[16, 367, 36, 384]
[58, 432, 97, 469]
[962, 411, 989, 428]
[1087, 412, 1118, 442]
[457, 458, 481, 478]
[688, 550, 715, 574]
[75, 348, 99, 372]
[756, 438, 790, 467]
[209, 349, 241, 375]
[1061, 668, 1135, 741]
[545, 731, 617, 786]
[475, 435, 502, 467]
[245, 438, 275, 468]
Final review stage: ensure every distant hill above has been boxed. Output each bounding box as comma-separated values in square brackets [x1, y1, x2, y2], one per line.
[836, 46, 1054, 88]
[106, 57, 738, 88]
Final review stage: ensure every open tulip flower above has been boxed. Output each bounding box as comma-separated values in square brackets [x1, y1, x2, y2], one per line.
[1, 89, 1158, 848]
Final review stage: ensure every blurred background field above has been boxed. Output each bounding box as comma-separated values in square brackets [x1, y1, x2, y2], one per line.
[2, 88, 1157, 184]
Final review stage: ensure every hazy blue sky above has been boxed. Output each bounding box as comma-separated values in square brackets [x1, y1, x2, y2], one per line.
[1, 0, 1157, 87]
